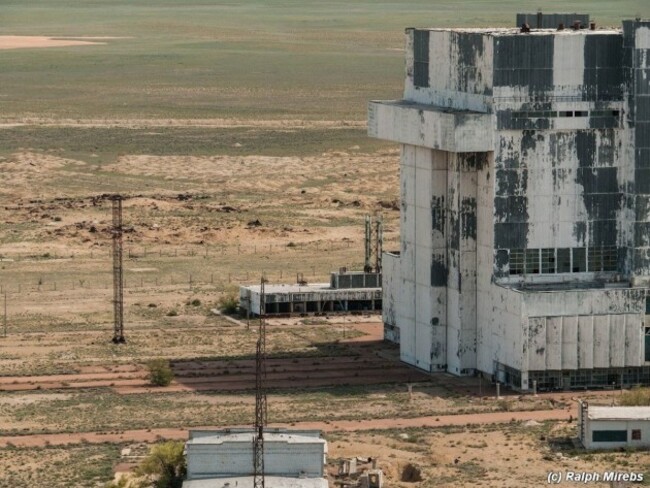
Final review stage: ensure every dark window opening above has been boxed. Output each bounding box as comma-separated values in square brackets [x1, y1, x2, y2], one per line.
[632, 429, 641, 440]
[525, 249, 540, 274]
[645, 327, 650, 362]
[413, 31, 429, 88]
[588, 247, 604, 272]
[541, 248, 555, 274]
[557, 248, 571, 273]
[574, 110, 588, 117]
[510, 249, 524, 275]
[603, 247, 618, 272]
[572, 248, 586, 272]
[592, 430, 627, 442]
[559, 111, 574, 117]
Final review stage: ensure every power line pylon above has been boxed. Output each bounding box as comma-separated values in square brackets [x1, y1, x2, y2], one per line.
[253, 276, 267, 488]
[111, 195, 126, 344]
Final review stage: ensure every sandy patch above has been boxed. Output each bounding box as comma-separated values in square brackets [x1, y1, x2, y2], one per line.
[0, 393, 71, 406]
[0, 36, 105, 50]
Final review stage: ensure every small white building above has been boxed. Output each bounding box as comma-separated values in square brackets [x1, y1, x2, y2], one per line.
[578, 401, 650, 450]
[183, 428, 328, 488]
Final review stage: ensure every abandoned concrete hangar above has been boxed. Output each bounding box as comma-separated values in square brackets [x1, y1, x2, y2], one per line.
[370, 14, 650, 390]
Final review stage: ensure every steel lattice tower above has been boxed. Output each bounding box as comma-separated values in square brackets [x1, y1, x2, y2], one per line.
[253, 277, 267, 488]
[111, 195, 126, 344]
[375, 215, 383, 273]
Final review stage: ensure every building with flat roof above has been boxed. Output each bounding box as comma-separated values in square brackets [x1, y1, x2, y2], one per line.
[183, 428, 328, 488]
[239, 271, 381, 316]
[370, 15, 650, 390]
[578, 401, 650, 450]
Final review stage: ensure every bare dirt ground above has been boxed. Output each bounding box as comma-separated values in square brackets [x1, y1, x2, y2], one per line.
[0, 323, 430, 393]
[0, 36, 106, 50]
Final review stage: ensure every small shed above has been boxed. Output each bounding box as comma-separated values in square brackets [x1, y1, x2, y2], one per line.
[578, 400, 650, 450]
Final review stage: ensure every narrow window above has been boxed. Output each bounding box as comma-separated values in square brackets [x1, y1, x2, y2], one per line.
[572, 248, 586, 272]
[541, 248, 555, 274]
[632, 429, 641, 440]
[645, 326, 650, 362]
[413, 30, 429, 88]
[557, 248, 571, 273]
[525, 249, 540, 274]
[559, 111, 573, 117]
[574, 110, 588, 117]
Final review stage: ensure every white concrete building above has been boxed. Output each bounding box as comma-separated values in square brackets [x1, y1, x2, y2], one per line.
[370, 14, 650, 390]
[183, 428, 327, 488]
[240, 271, 381, 316]
[578, 401, 650, 450]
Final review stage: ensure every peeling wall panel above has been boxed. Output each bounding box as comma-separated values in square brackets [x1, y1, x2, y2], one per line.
[562, 316, 579, 370]
[546, 316, 563, 370]
[592, 315, 611, 368]
[528, 317, 547, 371]
[610, 314, 626, 367]
[578, 316, 594, 369]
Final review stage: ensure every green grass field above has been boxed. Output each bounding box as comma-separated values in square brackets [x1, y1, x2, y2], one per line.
[0, 0, 648, 121]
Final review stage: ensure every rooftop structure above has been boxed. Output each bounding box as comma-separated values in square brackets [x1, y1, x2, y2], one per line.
[370, 15, 650, 390]
[184, 429, 328, 488]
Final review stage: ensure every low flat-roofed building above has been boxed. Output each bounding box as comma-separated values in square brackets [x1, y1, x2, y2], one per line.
[183, 428, 328, 488]
[239, 271, 381, 317]
[578, 400, 650, 450]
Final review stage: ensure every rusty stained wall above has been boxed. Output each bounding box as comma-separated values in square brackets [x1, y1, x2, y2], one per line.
[404, 29, 494, 112]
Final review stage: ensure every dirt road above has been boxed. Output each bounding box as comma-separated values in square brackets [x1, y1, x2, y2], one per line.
[0, 407, 575, 448]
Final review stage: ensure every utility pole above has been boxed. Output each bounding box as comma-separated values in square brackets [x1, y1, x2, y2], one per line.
[111, 195, 126, 344]
[253, 276, 268, 488]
